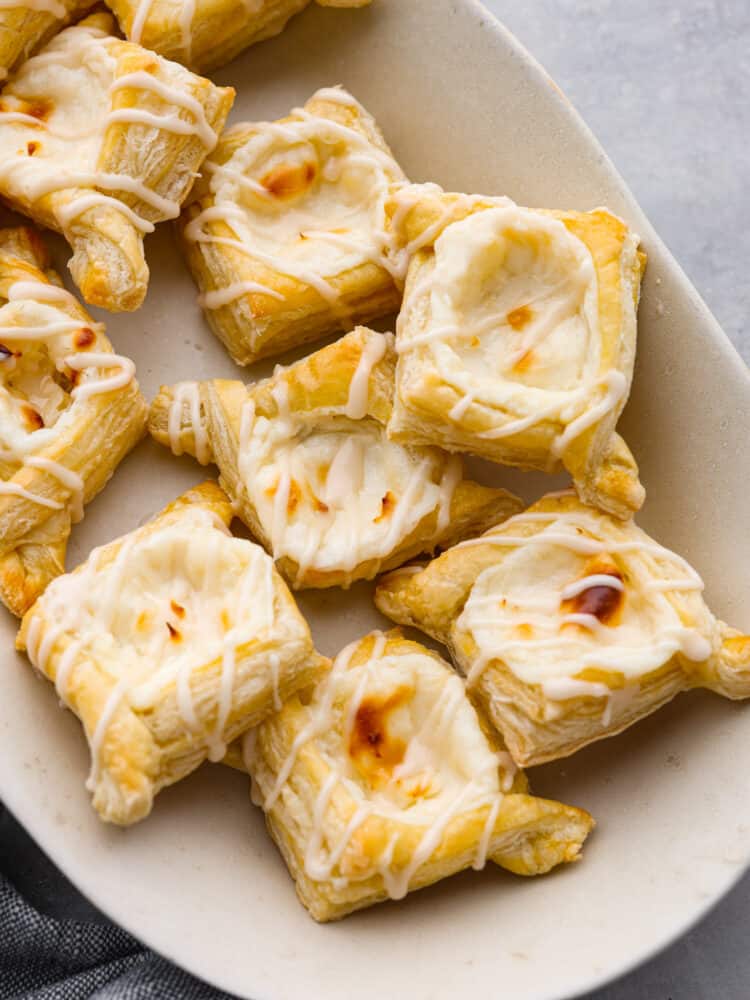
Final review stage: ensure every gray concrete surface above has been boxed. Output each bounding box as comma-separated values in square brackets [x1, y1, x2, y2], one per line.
[489, 0, 750, 365]
[1, 2, 747, 998]
[485, 2, 750, 997]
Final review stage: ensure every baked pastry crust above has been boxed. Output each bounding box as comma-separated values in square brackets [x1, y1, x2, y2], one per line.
[0, 0, 95, 82]
[105, 0, 371, 74]
[387, 185, 647, 519]
[0, 12, 234, 311]
[242, 629, 594, 921]
[148, 326, 523, 589]
[16, 480, 325, 825]
[0, 225, 147, 617]
[178, 86, 405, 366]
[375, 491, 750, 767]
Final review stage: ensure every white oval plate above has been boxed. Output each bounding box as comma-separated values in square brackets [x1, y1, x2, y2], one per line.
[2, 2, 749, 998]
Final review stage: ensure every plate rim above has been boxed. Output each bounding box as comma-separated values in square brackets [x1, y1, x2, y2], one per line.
[2, 2, 749, 998]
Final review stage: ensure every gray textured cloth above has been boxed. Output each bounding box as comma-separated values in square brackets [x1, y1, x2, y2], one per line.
[1, 2, 747, 999]
[0, 810, 234, 1000]
[0, 875, 233, 999]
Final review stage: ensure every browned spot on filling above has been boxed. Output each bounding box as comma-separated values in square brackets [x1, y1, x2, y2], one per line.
[19, 98, 53, 121]
[516, 623, 534, 639]
[135, 610, 151, 631]
[21, 404, 43, 430]
[405, 780, 431, 799]
[60, 359, 81, 387]
[561, 556, 624, 625]
[73, 327, 95, 349]
[166, 622, 181, 641]
[506, 304, 533, 330]
[26, 141, 39, 156]
[374, 490, 396, 523]
[512, 348, 535, 372]
[220, 609, 231, 630]
[260, 160, 317, 199]
[349, 687, 410, 786]
[469, 335, 480, 348]
[312, 496, 329, 513]
[170, 599, 185, 618]
[287, 478, 301, 515]
[573, 582, 623, 622]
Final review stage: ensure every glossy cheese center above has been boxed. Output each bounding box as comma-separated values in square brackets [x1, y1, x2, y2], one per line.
[458, 509, 715, 696]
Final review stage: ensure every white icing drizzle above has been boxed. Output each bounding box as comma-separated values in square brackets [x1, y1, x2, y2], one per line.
[106, 107, 211, 145]
[395, 200, 633, 459]
[111, 71, 217, 150]
[25, 455, 84, 521]
[65, 352, 136, 401]
[129, 0, 198, 64]
[184, 87, 407, 315]
[0, 24, 216, 236]
[85, 676, 129, 791]
[6, 281, 73, 304]
[560, 573, 625, 600]
[344, 332, 386, 419]
[198, 280, 284, 310]
[387, 184, 491, 279]
[234, 333, 460, 583]
[206, 549, 262, 761]
[167, 381, 211, 465]
[25, 510, 283, 792]
[259, 633, 512, 898]
[55, 193, 155, 233]
[269, 651, 282, 711]
[52, 637, 82, 703]
[311, 87, 366, 109]
[551, 371, 627, 458]
[385, 781, 477, 899]
[559, 612, 610, 636]
[0, 317, 83, 341]
[456, 504, 715, 706]
[436, 455, 461, 534]
[0, 163, 179, 230]
[241, 726, 257, 773]
[129, 0, 155, 44]
[0, 283, 135, 521]
[0, 481, 63, 508]
[448, 391, 474, 422]
[600, 684, 638, 727]
[183, 207, 343, 308]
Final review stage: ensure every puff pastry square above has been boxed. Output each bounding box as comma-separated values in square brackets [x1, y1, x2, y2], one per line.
[0, 0, 96, 82]
[178, 87, 406, 366]
[0, 12, 234, 311]
[148, 326, 523, 589]
[0, 225, 147, 618]
[105, 0, 371, 74]
[16, 481, 324, 825]
[243, 629, 594, 921]
[375, 491, 750, 767]
[387, 186, 647, 520]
